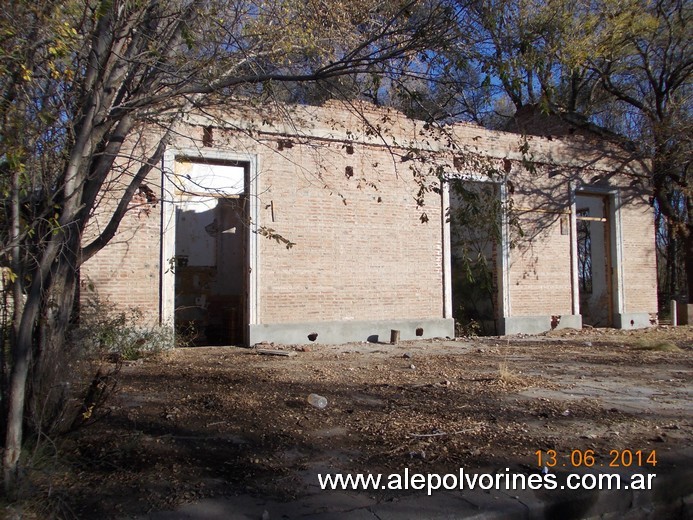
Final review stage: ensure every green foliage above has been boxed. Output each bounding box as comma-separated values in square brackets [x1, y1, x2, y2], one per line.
[455, 311, 481, 337]
[449, 180, 504, 335]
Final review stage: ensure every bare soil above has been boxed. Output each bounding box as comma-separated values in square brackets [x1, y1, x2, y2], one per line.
[27, 327, 693, 518]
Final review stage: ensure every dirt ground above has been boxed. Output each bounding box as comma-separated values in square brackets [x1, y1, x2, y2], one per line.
[27, 326, 692, 518]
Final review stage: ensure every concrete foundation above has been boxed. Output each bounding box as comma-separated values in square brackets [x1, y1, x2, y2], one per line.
[249, 318, 455, 345]
[501, 314, 582, 335]
[614, 312, 655, 329]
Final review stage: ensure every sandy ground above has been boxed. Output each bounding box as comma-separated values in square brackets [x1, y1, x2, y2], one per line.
[30, 326, 692, 518]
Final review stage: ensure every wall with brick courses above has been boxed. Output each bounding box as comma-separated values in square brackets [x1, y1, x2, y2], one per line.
[505, 162, 656, 321]
[618, 190, 658, 315]
[80, 100, 658, 341]
[177, 116, 445, 325]
[505, 165, 575, 317]
[259, 147, 442, 323]
[80, 129, 164, 324]
[445, 116, 657, 323]
[81, 207, 161, 322]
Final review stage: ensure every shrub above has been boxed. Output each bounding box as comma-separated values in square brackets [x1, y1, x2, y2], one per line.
[28, 291, 182, 441]
[74, 294, 181, 360]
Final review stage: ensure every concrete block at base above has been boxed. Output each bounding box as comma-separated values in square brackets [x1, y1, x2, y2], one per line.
[615, 312, 655, 329]
[676, 304, 693, 326]
[249, 318, 455, 345]
[501, 314, 582, 335]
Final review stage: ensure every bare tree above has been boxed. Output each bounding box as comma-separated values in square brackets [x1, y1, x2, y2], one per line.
[0, 0, 457, 489]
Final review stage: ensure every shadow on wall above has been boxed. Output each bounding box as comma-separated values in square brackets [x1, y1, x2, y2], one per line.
[448, 139, 651, 334]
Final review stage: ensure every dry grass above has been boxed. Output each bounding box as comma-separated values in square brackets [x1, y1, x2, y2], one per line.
[632, 340, 682, 352]
[497, 361, 521, 384]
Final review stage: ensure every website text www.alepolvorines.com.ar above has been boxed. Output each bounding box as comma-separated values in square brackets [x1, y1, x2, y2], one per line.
[318, 468, 657, 496]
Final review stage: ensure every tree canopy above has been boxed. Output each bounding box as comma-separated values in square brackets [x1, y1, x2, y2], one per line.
[437, 0, 691, 298]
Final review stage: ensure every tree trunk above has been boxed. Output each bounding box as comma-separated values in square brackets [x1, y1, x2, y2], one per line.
[2, 168, 32, 492]
[3, 280, 41, 492]
[31, 258, 79, 435]
[686, 196, 693, 303]
[0, 170, 22, 443]
[2, 228, 79, 491]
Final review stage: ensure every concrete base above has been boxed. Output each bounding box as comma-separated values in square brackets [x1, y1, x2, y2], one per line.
[676, 303, 693, 326]
[249, 318, 455, 346]
[501, 314, 582, 335]
[614, 312, 655, 329]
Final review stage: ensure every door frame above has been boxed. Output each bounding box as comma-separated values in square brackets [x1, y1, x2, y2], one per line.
[160, 148, 259, 345]
[442, 174, 510, 332]
[570, 186, 625, 326]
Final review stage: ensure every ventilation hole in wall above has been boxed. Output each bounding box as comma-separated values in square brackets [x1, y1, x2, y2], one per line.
[278, 139, 294, 151]
[203, 126, 213, 147]
[308, 332, 318, 342]
[415, 327, 424, 337]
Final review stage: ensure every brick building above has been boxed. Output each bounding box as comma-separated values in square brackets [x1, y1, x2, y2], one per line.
[81, 101, 657, 345]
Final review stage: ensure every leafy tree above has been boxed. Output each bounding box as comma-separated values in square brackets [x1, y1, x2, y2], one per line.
[0, 0, 457, 490]
[444, 0, 691, 303]
[586, 0, 692, 301]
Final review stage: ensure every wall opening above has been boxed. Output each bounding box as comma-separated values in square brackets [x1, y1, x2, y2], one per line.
[171, 160, 249, 345]
[448, 180, 501, 335]
[575, 193, 612, 327]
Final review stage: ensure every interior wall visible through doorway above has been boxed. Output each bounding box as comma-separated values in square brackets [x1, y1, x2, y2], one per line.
[160, 150, 259, 346]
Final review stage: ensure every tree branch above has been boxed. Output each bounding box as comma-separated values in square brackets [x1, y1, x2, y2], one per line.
[80, 129, 170, 264]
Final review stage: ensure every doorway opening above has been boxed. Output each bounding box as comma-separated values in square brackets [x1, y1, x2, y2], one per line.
[448, 180, 501, 335]
[575, 193, 612, 327]
[172, 160, 249, 345]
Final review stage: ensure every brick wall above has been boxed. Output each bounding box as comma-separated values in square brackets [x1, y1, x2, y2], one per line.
[503, 161, 657, 319]
[80, 129, 164, 324]
[80, 100, 658, 336]
[198, 122, 445, 324]
[505, 164, 575, 317]
[619, 191, 658, 313]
